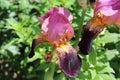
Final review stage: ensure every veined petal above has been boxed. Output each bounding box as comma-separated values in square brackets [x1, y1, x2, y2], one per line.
[56, 44, 81, 77]
[39, 7, 74, 45]
[42, 11, 73, 42]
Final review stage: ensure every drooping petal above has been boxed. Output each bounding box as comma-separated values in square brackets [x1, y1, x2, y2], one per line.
[56, 44, 81, 77]
[79, 18, 104, 54]
[29, 35, 45, 58]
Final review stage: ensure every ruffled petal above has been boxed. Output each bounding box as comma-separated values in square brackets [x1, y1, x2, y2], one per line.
[42, 11, 72, 42]
[39, 7, 74, 43]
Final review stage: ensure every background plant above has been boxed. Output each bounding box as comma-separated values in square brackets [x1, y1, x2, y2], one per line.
[0, 0, 120, 80]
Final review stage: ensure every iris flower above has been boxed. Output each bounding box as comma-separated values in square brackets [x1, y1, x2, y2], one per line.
[79, 0, 120, 54]
[29, 7, 81, 77]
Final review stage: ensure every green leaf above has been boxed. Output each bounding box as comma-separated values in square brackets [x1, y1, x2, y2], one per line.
[19, 0, 30, 10]
[0, 0, 12, 9]
[94, 74, 104, 80]
[7, 45, 20, 55]
[54, 73, 66, 80]
[97, 33, 120, 45]
[89, 69, 96, 80]
[98, 74, 116, 80]
[116, 42, 120, 53]
[95, 63, 115, 74]
[88, 47, 97, 65]
[105, 50, 118, 60]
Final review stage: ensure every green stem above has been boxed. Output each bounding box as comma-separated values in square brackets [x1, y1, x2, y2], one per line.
[44, 63, 56, 80]
[74, 9, 86, 47]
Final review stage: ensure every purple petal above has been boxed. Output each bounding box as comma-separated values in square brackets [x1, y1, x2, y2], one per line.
[58, 7, 73, 22]
[79, 19, 104, 54]
[39, 7, 73, 24]
[95, 0, 120, 16]
[29, 36, 44, 58]
[42, 10, 72, 42]
[94, 0, 120, 25]
[39, 8, 56, 24]
[56, 44, 81, 77]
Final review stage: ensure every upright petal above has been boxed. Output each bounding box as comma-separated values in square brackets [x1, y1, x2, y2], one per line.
[42, 10, 73, 42]
[94, 0, 120, 26]
[58, 7, 73, 23]
[56, 44, 81, 77]
[95, 0, 120, 16]
[39, 8, 56, 24]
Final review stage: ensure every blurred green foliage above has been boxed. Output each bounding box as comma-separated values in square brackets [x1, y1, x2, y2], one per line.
[0, 0, 120, 80]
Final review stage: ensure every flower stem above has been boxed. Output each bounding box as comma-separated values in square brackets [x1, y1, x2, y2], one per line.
[44, 63, 55, 80]
[74, 9, 86, 47]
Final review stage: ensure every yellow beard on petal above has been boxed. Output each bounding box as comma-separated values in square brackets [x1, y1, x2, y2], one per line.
[59, 43, 69, 53]
[97, 12, 103, 18]
[89, 16, 105, 31]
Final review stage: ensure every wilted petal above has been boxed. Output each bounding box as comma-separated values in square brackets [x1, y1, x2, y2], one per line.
[56, 44, 81, 77]
[79, 19, 104, 54]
